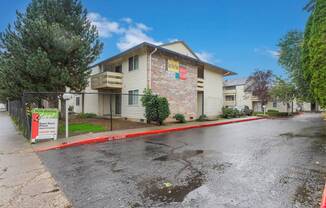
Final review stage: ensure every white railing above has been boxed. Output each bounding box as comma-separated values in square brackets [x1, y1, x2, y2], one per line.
[91, 71, 123, 90]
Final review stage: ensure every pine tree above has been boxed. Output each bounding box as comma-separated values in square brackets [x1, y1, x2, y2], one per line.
[302, 0, 326, 107]
[0, 0, 103, 100]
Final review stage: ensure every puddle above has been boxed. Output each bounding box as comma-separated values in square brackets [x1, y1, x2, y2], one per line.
[140, 172, 205, 204]
[153, 150, 204, 161]
[280, 126, 326, 140]
[212, 162, 232, 173]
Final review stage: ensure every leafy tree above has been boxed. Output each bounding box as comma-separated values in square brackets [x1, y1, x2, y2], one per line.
[302, 0, 326, 108]
[246, 70, 274, 111]
[0, 0, 103, 101]
[141, 89, 170, 125]
[277, 31, 312, 101]
[270, 77, 297, 113]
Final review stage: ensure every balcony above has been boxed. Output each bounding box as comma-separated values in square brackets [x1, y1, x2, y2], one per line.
[224, 100, 236, 107]
[224, 89, 236, 94]
[197, 78, 204, 91]
[91, 71, 123, 90]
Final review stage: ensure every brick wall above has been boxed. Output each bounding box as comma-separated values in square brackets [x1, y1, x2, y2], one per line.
[151, 54, 198, 120]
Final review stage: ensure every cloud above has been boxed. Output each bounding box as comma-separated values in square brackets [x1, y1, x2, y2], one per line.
[88, 12, 162, 51]
[267, 50, 280, 58]
[254, 47, 280, 59]
[87, 12, 123, 38]
[195, 51, 221, 64]
[121, 17, 132, 24]
[117, 22, 163, 51]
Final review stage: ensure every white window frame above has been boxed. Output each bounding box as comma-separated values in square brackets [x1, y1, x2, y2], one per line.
[128, 55, 139, 71]
[128, 90, 139, 105]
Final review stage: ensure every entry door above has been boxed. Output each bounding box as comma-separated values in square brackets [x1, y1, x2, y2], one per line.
[115, 94, 121, 115]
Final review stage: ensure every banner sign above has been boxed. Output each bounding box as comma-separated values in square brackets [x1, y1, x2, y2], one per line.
[31, 108, 59, 143]
[167, 59, 180, 73]
[167, 59, 188, 80]
[179, 66, 188, 80]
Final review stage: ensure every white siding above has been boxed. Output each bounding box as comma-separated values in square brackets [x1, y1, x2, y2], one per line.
[161, 42, 198, 59]
[235, 85, 252, 108]
[204, 68, 224, 117]
[121, 53, 148, 119]
[66, 66, 100, 115]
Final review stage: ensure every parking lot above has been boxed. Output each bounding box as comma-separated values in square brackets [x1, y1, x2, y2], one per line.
[38, 113, 326, 208]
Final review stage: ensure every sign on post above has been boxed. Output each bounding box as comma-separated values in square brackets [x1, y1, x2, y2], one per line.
[31, 108, 59, 143]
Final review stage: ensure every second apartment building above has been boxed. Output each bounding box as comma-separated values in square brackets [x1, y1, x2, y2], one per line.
[70, 41, 235, 121]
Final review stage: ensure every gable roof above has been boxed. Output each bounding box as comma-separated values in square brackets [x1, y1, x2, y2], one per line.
[90, 42, 236, 76]
[159, 41, 200, 60]
[224, 77, 249, 86]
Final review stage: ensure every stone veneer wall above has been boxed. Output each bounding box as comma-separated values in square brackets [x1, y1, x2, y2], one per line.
[151, 53, 198, 120]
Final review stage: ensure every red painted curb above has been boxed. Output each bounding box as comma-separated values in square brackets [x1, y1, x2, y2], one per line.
[321, 183, 326, 208]
[34, 117, 264, 152]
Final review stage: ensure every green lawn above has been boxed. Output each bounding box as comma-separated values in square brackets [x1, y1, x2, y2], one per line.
[59, 123, 106, 134]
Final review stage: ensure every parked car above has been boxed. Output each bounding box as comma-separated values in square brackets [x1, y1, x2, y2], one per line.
[0, 103, 6, 112]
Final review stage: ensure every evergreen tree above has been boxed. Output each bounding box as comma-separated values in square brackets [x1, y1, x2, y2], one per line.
[0, 0, 103, 100]
[302, 0, 326, 107]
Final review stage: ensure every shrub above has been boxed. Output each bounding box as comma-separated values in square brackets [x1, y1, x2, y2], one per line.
[175, 113, 186, 123]
[242, 106, 253, 116]
[267, 109, 279, 113]
[221, 107, 240, 118]
[253, 112, 263, 116]
[68, 105, 74, 112]
[141, 89, 170, 125]
[77, 113, 97, 119]
[197, 114, 208, 121]
[267, 111, 289, 117]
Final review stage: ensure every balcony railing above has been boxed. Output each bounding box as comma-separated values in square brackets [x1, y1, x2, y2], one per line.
[91, 71, 123, 90]
[197, 78, 204, 91]
[224, 100, 236, 106]
[224, 89, 236, 94]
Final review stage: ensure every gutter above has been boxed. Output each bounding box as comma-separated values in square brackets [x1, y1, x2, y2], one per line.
[148, 48, 158, 89]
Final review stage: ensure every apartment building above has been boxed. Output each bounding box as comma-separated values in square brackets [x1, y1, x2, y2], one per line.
[223, 77, 322, 112]
[69, 41, 235, 121]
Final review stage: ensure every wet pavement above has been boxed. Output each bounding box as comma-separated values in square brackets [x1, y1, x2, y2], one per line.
[38, 113, 326, 208]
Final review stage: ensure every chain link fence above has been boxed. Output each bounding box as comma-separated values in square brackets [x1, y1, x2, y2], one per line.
[8, 92, 151, 139]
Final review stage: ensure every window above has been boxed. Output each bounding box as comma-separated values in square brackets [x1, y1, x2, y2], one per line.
[128, 90, 139, 105]
[76, 97, 80, 106]
[128, 55, 139, 71]
[273, 100, 277, 108]
[198, 66, 204, 78]
[115, 65, 122, 73]
[225, 95, 235, 101]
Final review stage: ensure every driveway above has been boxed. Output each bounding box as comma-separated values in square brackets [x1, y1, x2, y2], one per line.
[38, 113, 326, 208]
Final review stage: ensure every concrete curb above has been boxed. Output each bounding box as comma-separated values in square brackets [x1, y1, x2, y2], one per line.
[321, 183, 326, 208]
[34, 117, 264, 152]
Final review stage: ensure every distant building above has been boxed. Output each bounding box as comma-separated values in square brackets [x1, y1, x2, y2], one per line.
[223, 77, 322, 112]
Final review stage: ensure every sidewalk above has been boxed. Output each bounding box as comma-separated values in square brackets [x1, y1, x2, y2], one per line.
[33, 116, 263, 152]
[0, 112, 71, 208]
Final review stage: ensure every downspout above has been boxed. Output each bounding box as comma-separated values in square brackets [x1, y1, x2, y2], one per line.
[148, 48, 158, 89]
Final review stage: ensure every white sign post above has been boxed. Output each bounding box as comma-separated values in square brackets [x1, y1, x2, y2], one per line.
[62, 93, 74, 139]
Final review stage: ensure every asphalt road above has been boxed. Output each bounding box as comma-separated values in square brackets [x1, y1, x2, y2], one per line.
[38, 113, 326, 208]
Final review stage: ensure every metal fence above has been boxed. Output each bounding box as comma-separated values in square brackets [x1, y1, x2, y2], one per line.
[8, 91, 148, 139]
